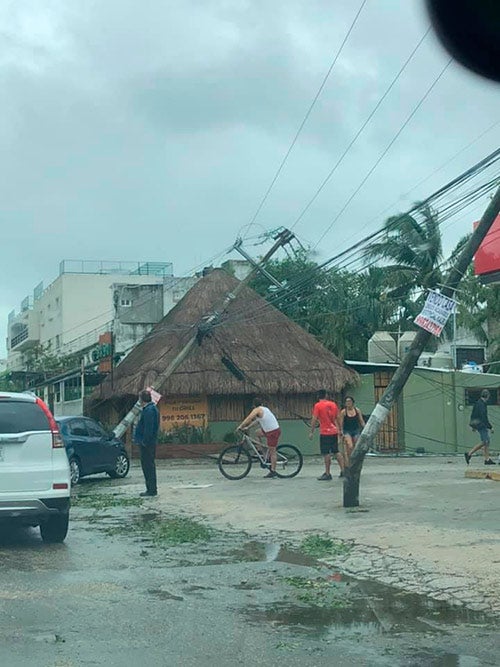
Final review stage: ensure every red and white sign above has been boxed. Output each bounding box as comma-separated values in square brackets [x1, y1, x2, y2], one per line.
[414, 291, 456, 337]
[146, 387, 162, 405]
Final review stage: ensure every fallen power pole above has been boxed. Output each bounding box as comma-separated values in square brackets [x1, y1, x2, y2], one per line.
[343, 184, 500, 508]
[113, 228, 295, 439]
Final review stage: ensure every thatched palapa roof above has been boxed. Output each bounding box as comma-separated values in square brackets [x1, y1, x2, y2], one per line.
[94, 269, 357, 400]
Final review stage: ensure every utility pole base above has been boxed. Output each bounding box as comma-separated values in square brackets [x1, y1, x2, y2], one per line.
[343, 471, 360, 508]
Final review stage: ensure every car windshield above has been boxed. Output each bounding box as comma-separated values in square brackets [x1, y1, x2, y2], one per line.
[0, 400, 49, 434]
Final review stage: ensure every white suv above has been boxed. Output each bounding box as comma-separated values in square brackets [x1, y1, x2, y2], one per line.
[0, 392, 70, 543]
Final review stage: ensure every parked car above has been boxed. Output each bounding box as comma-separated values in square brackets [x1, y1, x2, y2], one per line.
[0, 391, 70, 543]
[56, 416, 130, 485]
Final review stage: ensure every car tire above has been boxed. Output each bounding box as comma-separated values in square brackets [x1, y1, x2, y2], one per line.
[107, 453, 130, 479]
[69, 458, 82, 486]
[40, 513, 69, 543]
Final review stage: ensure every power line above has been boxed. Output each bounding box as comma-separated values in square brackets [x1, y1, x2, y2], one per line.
[317, 119, 500, 260]
[314, 57, 454, 247]
[217, 155, 500, 330]
[241, 0, 369, 235]
[289, 25, 433, 231]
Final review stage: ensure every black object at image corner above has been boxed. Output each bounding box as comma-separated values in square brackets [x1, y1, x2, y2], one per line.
[426, 0, 500, 83]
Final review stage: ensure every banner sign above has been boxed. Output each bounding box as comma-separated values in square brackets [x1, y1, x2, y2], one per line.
[414, 291, 456, 336]
[159, 396, 208, 431]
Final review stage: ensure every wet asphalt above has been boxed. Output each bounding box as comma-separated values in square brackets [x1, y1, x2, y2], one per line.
[0, 478, 498, 667]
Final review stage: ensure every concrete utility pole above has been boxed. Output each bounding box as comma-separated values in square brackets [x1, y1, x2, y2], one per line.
[343, 184, 500, 508]
[113, 229, 295, 439]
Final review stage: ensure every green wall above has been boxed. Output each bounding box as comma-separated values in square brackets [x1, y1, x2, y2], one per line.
[209, 370, 500, 456]
[402, 370, 456, 453]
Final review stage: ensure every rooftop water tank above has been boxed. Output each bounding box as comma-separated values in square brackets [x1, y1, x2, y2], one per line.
[368, 332, 397, 363]
[398, 331, 417, 360]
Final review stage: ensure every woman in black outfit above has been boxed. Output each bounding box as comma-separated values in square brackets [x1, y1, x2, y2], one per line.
[340, 397, 365, 465]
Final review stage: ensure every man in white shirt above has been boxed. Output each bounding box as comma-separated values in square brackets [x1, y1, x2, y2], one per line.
[237, 397, 281, 478]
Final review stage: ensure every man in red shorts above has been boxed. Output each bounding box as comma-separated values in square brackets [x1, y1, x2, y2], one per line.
[237, 397, 281, 479]
[309, 389, 344, 481]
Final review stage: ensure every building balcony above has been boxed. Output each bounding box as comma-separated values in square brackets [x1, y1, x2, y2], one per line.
[8, 310, 40, 352]
[10, 327, 40, 351]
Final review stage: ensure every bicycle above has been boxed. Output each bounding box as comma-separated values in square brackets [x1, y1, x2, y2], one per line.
[217, 430, 303, 480]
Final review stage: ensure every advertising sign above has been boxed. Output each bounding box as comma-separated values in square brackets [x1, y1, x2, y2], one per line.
[91, 332, 113, 373]
[159, 396, 208, 432]
[414, 291, 456, 337]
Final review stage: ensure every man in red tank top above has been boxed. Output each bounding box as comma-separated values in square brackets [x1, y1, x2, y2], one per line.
[309, 389, 344, 481]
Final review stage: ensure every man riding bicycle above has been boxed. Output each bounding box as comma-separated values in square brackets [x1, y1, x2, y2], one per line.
[237, 397, 281, 479]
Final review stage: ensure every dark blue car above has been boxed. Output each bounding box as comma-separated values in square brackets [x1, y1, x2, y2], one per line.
[56, 416, 130, 485]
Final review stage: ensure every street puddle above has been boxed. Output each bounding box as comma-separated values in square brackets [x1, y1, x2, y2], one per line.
[244, 577, 493, 638]
[229, 540, 319, 567]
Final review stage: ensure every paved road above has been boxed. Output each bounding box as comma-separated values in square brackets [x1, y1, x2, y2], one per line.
[0, 460, 499, 666]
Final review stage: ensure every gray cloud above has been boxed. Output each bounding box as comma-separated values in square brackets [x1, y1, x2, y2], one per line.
[1, 0, 499, 353]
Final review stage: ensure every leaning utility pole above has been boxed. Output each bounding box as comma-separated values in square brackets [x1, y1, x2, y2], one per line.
[343, 184, 500, 508]
[113, 228, 295, 438]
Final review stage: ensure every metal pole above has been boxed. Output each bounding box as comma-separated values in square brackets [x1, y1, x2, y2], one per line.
[80, 359, 85, 416]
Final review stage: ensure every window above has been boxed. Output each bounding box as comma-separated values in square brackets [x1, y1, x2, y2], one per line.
[85, 420, 105, 438]
[69, 419, 89, 437]
[120, 299, 132, 307]
[0, 400, 50, 433]
[465, 388, 499, 406]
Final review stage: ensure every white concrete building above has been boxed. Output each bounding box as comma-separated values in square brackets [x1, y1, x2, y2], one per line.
[6, 260, 172, 372]
[6, 259, 248, 416]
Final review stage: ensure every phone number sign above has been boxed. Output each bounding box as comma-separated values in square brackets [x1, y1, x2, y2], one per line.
[159, 396, 208, 431]
[414, 291, 456, 337]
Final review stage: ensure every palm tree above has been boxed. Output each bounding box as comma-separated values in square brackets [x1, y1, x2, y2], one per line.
[365, 204, 443, 300]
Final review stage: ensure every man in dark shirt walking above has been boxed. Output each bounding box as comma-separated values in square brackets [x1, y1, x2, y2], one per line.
[465, 389, 495, 466]
[134, 389, 160, 496]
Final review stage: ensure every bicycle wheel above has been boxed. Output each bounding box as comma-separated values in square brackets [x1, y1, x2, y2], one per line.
[275, 444, 303, 478]
[218, 445, 252, 480]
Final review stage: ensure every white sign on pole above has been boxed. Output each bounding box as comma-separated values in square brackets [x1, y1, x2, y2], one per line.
[414, 291, 457, 337]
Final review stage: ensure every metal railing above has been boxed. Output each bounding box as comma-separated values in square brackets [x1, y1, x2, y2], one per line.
[10, 328, 29, 348]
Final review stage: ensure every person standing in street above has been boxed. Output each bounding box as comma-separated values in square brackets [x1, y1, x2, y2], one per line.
[339, 396, 365, 466]
[134, 389, 160, 496]
[465, 389, 496, 466]
[309, 389, 344, 481]
[237, 397, 281, 479]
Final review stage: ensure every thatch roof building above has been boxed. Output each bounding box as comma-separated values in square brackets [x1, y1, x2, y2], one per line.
[89, 269, 357, 429]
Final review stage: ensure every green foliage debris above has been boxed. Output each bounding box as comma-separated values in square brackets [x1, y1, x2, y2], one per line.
[283, 576, 350, 609]
[72, 493, 143, 509]
[300, 534, 350, 559]
[143, 516, 212, 545]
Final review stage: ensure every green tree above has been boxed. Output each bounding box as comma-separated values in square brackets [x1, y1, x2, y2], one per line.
[249, 252, 402, 360]
[22, 345, 83, 376]
[0, 372, 24, 392]
[365, 205, 443, 300]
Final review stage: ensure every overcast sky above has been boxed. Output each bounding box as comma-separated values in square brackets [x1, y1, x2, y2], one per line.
[1, 0, 499, 356]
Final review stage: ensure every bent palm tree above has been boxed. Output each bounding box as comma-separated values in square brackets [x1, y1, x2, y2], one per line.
[365, 205, 443, 300]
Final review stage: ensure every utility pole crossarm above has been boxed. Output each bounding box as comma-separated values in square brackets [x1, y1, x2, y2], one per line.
[113, 229, 295, 439]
